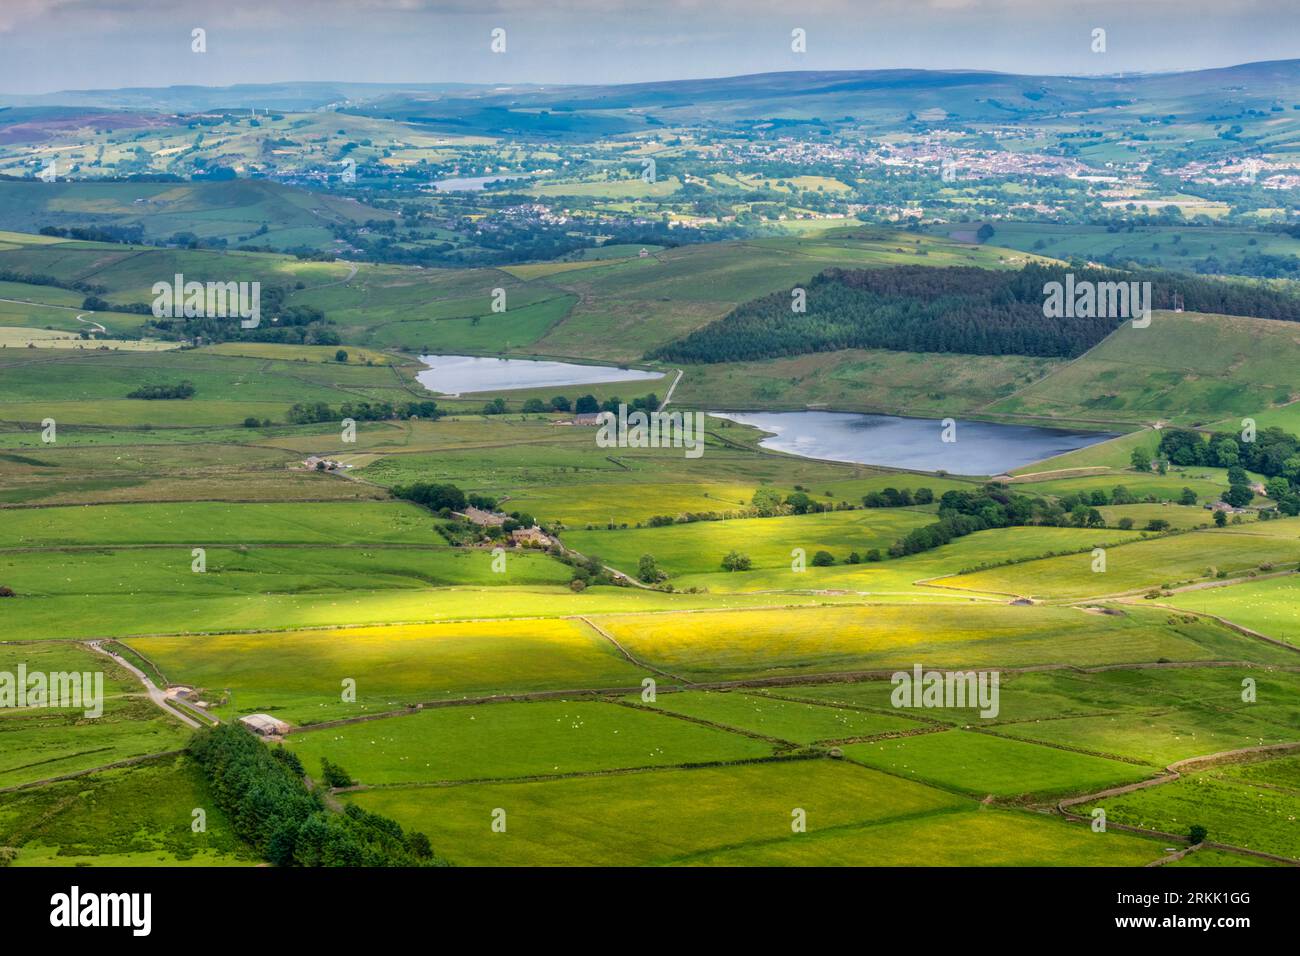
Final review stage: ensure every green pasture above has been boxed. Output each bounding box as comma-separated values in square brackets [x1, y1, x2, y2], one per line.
[286, 700, 773, 785]
[563, 508, 936, 577]
[345, 758, 967, 866]
[843, 730, 1156, 798]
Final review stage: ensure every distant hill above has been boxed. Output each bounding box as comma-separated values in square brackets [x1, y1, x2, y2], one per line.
[0, 82, 482, 113]
[8, 60, 1298, 137]
[0, 178, 391, 250]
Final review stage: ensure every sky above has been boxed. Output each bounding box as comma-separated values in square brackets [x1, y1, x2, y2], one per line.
[0, 0, 1297, 95]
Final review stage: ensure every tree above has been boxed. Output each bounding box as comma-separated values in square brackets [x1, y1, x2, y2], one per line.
[975, 223, 995, 242]
[334, 349, 348, 363]
[574, 394, 599, 414]
[1214, 509, 1228, 527]
[1145, 519, 1171, 532]
[549, 395, 571, 412]
[1223, 484, 1253, 508]
[522, 398, 547, 413]
[1179, 487, 1198, 505]
[811, 550, 835, 566]
[1111, 484, 1137, 505]
[482, 397, 507, 415]
[1188, 824, 1208, 845]
[320, 757, 354, 789]
[1130, 448, 1150, 471]
[751, 487, 784, 517]
[1265, 476, 1291, 500]
[637, 554, 666, 583]
[785, 491, 813, 514]
[1117, 517, 1134, 530]
[721, 550, 752, 572]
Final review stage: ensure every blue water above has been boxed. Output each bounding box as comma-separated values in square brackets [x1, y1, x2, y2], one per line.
[417, 354, 664, 396]
[710, 410, 1115, 475]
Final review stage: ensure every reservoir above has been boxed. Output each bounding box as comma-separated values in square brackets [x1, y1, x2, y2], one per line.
[710, 410, 1115, 475]
[417, 354, 664, 396]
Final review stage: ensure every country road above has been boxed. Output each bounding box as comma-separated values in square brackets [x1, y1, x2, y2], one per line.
[658, 368, 684, 409]
[86, 640, 212, 729]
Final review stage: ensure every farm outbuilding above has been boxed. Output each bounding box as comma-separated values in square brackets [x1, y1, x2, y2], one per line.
[239, 714, 291, 737]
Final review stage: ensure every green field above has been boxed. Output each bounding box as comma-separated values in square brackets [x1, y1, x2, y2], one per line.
[683, 805, 1166, 866]
[285, 699, 774, 785]
[842, 730, 1156, 798]
[128, 618, 653, 724]
[988, 311, 1300, 426]
[345, 759, 969, 866]
[0, 754, 254, 866]
[1165, 575, 1300, 646]
[564, 508, 936, 577]
[935, 520, 1300, 601]
[635, 689, 923, 744]
[598, 602, 1286, 682]
[0, 641, 190, 790]
[1082, 756, 1300, 861]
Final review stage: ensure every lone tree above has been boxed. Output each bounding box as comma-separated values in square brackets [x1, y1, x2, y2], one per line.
[319, 757, 354, 789]
[335, 349, 348, 363]
[1130, 448, 1151, 472]
[1188, 824, 1208, 845]
[721, 550, 752, 572]
[637, 554, 666, 584]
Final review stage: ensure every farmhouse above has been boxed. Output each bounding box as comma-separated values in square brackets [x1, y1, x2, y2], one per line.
[459, 506, 507, 526]
[239, 713, 291, 737]
[511, 526, 552, 548]
[304, 456, 344, 471]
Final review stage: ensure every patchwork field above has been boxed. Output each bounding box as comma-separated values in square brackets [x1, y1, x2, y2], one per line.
[1164, 575, 1300, 646]
[934, 520, 1300, 601]
[597, 603, 1283, 681]
[1081, 754, 1300, 861]
[285, 699, 775, 785]
[345, 759, 970, 866]
[1, 220, 1296, 871]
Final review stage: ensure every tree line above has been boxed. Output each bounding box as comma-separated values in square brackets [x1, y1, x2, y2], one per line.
[650, 263, 1300, 364]
[188, 723, 443, 867]
[287, 399, 442, 424]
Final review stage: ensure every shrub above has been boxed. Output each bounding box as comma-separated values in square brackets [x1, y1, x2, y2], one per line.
[721, 550, 752, 572]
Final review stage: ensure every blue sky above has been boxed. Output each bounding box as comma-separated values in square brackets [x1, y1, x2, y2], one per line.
[1, 0, 1297, 95]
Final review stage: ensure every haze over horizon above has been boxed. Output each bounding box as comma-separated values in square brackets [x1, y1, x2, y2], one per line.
[1, 0, 1298, 97]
